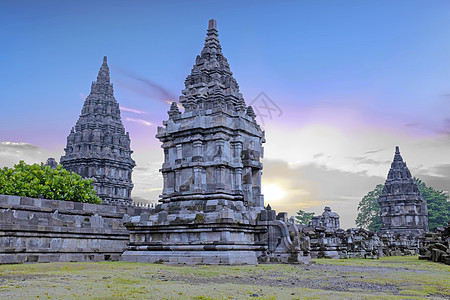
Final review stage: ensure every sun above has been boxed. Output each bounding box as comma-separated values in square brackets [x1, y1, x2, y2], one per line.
[262, 183, 286, 203]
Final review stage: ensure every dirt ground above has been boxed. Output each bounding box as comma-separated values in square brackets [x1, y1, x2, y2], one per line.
[0, 256, 448, 299]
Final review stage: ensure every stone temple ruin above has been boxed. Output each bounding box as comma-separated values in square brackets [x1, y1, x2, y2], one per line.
[301, 206, 423, 260]
[60, 57, 135, 205]
[122, 19, 310, 264]
[310, 206, 340, 229]
[378, 146, 428, 237]
[0, 19, 441, 266]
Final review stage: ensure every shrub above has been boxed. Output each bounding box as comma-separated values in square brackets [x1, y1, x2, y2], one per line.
[0, 161, 101, 204]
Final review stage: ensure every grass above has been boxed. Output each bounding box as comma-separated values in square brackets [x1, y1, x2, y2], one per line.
[0, 256, 448, 299]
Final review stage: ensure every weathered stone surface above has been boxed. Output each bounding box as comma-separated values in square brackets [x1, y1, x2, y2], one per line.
[60, 57, 135, 205]
[299, 206, 423, 259]
[311, 206, 340, 229]
[378, 146, 428, 237]
[44, 158, 58, 169]
[123, 20, 310, 265]
[419, 221, 450, 265]
[0, 194, 149, 264]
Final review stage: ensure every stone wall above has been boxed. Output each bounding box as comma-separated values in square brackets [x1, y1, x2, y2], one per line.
[0, 194, 147, 264]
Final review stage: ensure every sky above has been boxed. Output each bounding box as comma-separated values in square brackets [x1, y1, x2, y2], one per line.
[1, 0, 450, 228]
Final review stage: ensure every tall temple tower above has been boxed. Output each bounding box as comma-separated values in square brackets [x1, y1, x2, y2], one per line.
[378, 146, 428, 237]
[156, 19, 265, 210]
[60, 57, 135, 205]
[122, 19, 303, 265]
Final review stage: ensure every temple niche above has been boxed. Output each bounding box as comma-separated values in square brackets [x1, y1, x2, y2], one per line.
[378, 146, 428, 237]
[122, 20, 309, 265]
[60, 57, 135, 205]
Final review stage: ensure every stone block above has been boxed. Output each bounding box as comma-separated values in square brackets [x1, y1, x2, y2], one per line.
[259, 210, 276, 221]
[433, 243, 447, 252]
[444, 256, 450, 265]
[431, 249, 443, 262]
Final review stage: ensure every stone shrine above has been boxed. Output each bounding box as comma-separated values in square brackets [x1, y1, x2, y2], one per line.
[378, 146, 428, 237]
[311, 206, 340, 229]
[60, 57, 135, 205]
[122, 20, 309, 264]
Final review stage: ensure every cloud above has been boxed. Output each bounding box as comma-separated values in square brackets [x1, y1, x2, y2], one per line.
[130, 159, 162, 205]
[415, 164, 450, 194]
[262, 159, 385, 228]
[113, 65, 177, 102]
[258, 121, 450, 228]
[0, 142, 63, 168]
[435, 118, 450, 135]
[124, 117, 153, 127]
[264, 122, 450, 178]
[349, 156, 391, 166]
[120, 106, 147, 114]
[363, 149, 385, 155]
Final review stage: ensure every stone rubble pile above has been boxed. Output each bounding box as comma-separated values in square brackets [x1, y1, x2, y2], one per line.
[419, 222, 450, 265]
[299, 207, 422, 259]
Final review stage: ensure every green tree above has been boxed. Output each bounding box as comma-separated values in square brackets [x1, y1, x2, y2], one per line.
[0, 161, 101, 204]
[414, 178, 450, 230]
[295, 209, 315, 225]
[355, 179, 450, 232]
[356, 184, 384, 232]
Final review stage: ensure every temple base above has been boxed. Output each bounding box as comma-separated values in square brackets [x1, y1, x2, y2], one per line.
[121, 250, 258, 265]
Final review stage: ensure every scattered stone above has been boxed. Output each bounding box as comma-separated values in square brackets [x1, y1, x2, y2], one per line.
[419, 221, 450, 265]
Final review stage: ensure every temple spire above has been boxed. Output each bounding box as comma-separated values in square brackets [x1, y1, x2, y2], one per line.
[60, 56, 135, 205]
[393, 145, 404, 163]
[208, 19, 217, 30]
[204, 19, 221, 50]
[96, 56, 111, 85]
[378, 146, 428, 237]
[180, 19, 250, 115]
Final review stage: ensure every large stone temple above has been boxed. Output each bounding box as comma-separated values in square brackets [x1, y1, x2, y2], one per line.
[378, 146, 428, 237]
[60, 57, 135, 205]
[122, 20, 309, 264]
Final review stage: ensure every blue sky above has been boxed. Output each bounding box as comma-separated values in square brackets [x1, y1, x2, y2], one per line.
[1, 1, 450, 227]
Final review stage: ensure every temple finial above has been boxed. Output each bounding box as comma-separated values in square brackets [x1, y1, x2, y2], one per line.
[208, 19, 217, 30]
[395, 146, 400, 154]
[168, 101, 181, 118]
[96, 56, 111, 85]
[204, 19, 220, 49]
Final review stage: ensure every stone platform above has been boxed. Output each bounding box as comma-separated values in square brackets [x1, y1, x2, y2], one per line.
[0, 194, 147, 264]
[122, 250, 259, 264]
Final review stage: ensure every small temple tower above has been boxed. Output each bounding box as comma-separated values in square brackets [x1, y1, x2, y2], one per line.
[378, 146, 428, 237]
[311, 207, 340, 229]
[60, 57, 135, 205]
